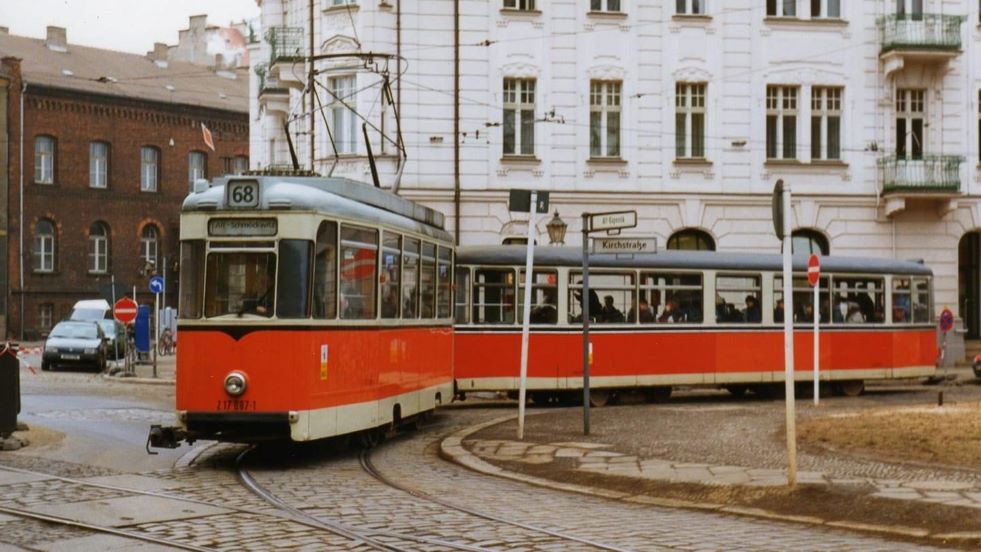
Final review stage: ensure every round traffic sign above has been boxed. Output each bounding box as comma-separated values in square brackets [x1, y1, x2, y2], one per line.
[149, 275, 164, 294]
[939, 308, 955, 333]
[807, 254, 820, 287]
[114, 297, 139, 324]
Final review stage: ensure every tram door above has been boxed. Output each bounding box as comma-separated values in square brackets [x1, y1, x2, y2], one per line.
[959, 232, 981, 339]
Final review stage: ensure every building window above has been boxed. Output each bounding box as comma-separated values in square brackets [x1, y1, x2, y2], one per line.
[329, 76, 358, 154]
[89, 142, 108, 188]
[141, 225, 159, 272]
[503, 78, 536, 156]
[33, 219, 55, 272]
[35, 136, 55, 184]
[140, 147, 159, 192]
[896, 88, 924, 159]
[592, 0, 621, 12]
[811, 0, 840, 18]
[897, 0, 923, 18]
[39, 304, 54, 334]
[766, 0, 796, 17]
[332, 0, 356, 5]
[676, 0, 705, 14]
[766, 85, 798, 160]
[188, 151, 207, 190]
[811, 87, 842, 161]
[676, 83, 706, 159]
[89, 222, 110, 273]
[590, 81, 621, 158]
[504, 0, 535, 10]
[792, 229, 829, 255]
[222, 155, 249, 175]
[667, 228, 715, 251]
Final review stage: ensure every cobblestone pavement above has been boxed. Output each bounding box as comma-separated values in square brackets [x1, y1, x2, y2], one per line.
[0, 404, 963, 551]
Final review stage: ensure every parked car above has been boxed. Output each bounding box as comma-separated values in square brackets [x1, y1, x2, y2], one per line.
[41, 320, 108, 372]
[69, 299, 112, 321]
[96, 319, 127, 360]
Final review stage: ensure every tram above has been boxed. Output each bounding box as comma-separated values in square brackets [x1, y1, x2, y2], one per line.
[149, 174, 455, 447]
[453, 246, 936, 405]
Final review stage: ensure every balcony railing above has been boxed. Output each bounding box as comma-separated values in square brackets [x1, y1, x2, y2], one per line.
[265, 26, 304, 62]
[878, 14, 964, 53]
[877, 155, 963, 194]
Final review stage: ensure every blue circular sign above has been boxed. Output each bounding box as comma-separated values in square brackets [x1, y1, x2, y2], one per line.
[149, 275, 164, 294]
[939, 308, 954, 333]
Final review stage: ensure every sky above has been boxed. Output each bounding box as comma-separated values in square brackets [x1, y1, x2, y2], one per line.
[0, 0, 260, 54]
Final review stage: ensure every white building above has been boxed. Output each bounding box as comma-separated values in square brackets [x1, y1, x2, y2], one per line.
[250, 0, 981, 344]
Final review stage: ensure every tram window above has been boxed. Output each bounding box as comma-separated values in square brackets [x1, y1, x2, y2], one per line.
[205, 252, 276, 318]
[640, 272, 703, 323]
[716, 275, 761, 323]
[519, 270, 558, 325]
[775, 276, 829, 323]
[277, 240, 312, 319]
[313, 221, 338, 319]
[892, 277, 912, 324]
[381, 233, 401, 319]
[340, 225, 378, 320]
[437, 246, 452, 318]
[832, 277, 885, 324]
[179, 240, 205, 319]
[403, 238, 420, 318]
[420, 242, 437, 318]
[472, 268, 515, 324]
[569, 272, 634, 324]
[912, 277, 931, 323]
[455, 267, 471, 324]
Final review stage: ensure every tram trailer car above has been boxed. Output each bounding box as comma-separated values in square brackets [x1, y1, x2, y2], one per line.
[149, 175, 455, 448]
[453, 246, 937, 405]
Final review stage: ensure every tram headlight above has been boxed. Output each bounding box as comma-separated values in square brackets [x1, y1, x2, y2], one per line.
[223, 371, 247, 397]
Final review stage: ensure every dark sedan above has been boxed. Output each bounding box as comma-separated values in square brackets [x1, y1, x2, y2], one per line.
[42, 321, 107, 372]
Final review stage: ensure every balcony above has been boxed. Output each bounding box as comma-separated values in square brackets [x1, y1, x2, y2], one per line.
[878, 14, 964, 76]
[877, 154, 963, 216]
[255, 65, 290, 116]
[265, 26, 304, 62]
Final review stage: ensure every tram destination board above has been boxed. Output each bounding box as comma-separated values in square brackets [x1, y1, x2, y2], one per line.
[592, 237, 657, 255]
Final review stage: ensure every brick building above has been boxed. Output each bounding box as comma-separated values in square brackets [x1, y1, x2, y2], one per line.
[0, 26, 249, 340]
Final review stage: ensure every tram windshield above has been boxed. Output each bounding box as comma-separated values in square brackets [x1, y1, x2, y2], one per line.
[205, 252, 277, 318]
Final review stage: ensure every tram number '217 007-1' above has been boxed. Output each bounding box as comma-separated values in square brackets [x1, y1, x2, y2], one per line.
[215, 399, 257, 412]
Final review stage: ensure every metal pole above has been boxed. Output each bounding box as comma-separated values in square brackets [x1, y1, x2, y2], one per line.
[813, 281, 819, 405]
[153, 290, 158, 379]
[782, 183, 797, 487]
[581, 213, 591, 436]
[517, 191, 537, 440]
[111, 273, 119, 364]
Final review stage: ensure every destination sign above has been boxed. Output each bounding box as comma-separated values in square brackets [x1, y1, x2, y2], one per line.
[208, 218, 278, 237]
[588, 210, 637, 232]
[592, 237, 657, 255]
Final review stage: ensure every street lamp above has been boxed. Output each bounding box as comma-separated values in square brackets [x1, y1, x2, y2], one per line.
[546, 211, 567, 245]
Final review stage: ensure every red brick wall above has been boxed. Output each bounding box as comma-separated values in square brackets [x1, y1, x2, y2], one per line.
[6, 82, 248, 340]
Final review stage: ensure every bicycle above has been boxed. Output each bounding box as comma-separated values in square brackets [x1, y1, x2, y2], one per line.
[157, 328, 176, 356]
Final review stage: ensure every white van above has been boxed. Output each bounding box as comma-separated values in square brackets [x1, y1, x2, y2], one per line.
[70, 299, 112, 321]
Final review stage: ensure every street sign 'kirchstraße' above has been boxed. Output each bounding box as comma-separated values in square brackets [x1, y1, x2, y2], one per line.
[592, 237, 657, 255]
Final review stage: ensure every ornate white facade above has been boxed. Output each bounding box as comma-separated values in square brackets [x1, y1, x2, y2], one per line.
[250, 0, 981, 339]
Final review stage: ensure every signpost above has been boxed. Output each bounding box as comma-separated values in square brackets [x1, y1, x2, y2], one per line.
[113, 297, 138, 325]
[580, 210, 642, 435]
[808, 254, 821, 405]
[939, 307, 955, 380]
[509, 189, 549, 440]
[149, 275, 164, 379]
[773, 179, 797, 487]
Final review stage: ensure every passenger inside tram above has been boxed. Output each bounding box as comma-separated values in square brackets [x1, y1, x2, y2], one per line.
[629, 297, 655, 323]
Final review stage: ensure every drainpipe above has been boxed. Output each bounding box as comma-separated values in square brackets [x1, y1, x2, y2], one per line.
[19, 81, 25, 341]
[453, 0, 461, 245]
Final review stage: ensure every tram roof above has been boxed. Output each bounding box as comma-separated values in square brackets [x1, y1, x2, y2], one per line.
[184, 175, 453, 242]
[456, 246, 933, 276]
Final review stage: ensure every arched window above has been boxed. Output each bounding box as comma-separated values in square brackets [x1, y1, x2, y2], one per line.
[33, 219, 55, 272]
[792, 229, 829, 255]
[35, 136, 55, 184]
[140, 225, 159, 272]
[667, 228, 715, 251]
[89, 222, 110, 273]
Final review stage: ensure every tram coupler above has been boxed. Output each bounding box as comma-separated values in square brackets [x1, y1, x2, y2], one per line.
[147, 425, 187, 454]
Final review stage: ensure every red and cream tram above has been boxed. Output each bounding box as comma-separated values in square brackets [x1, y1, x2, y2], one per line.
[149, 175, 455, 447]
[453, 246, 936, 405]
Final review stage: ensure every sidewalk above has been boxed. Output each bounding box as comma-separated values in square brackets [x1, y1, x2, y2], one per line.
[104, 352, 175, 384]
[441, 380, 981, 545]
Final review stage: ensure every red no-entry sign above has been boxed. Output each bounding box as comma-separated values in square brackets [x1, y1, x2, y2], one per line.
[807, 254, 820, 287]
[113, 297, 138, 324]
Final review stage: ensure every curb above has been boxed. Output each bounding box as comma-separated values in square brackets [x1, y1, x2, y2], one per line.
[101, 373, 175, 386]
[439, 414, 978, 546]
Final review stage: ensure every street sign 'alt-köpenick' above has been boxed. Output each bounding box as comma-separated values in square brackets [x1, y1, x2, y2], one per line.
[587, 211, 637, 232]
